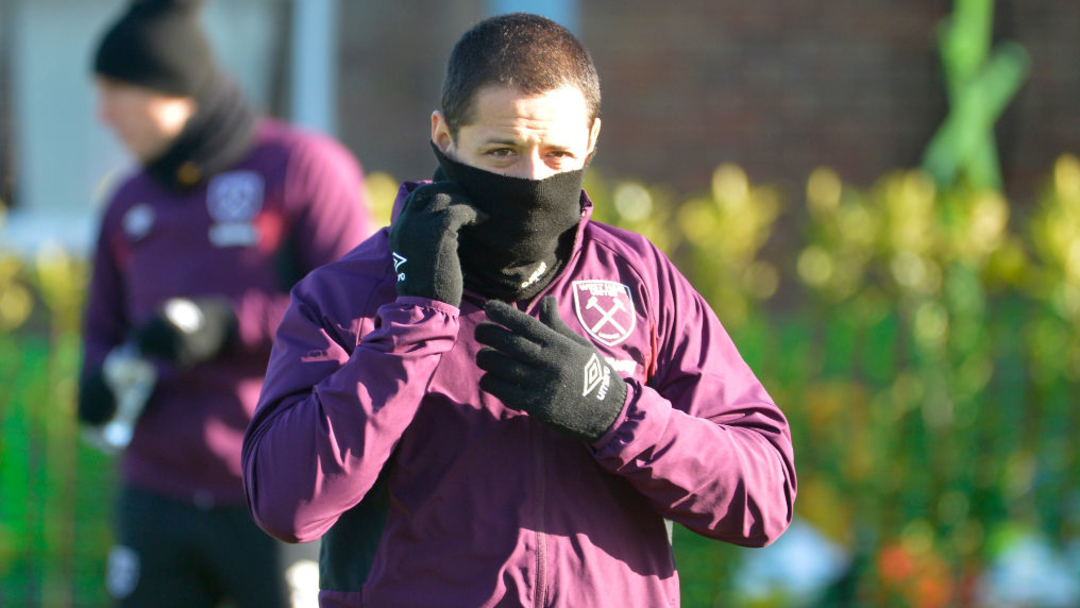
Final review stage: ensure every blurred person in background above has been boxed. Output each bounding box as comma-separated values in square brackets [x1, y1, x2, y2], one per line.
[243, 13, 796, 607]
[75, 0, 375, 606]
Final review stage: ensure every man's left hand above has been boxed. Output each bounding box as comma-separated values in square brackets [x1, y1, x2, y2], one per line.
[476, 296, 626, 443]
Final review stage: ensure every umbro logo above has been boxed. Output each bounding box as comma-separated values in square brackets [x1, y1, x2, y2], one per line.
[582, 353, 611, 400]
[392, 252, 407, 282]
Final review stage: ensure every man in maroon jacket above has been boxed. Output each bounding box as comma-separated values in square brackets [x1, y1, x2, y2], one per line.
[76, 1, 374, 606]
[244, 12, 796, 608]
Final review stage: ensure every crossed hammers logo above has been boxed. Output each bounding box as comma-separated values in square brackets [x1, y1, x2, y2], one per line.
[585, 295, 628, 335]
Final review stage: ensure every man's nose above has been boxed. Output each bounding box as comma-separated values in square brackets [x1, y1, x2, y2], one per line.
[516, 151, 554, 181]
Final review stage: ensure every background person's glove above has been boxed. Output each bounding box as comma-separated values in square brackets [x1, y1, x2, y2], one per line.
[475, 296, 627, 443]
[78, 369, 117, 425]
[135, 297, 236, 367]
[79, 343, 158, 454]
[388, 181, 485, 307]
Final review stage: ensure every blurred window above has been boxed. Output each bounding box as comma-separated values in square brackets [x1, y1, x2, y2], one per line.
[0, 0, 13, 210]
[487, 0, 579, 33]
[1, 0, 289, 254]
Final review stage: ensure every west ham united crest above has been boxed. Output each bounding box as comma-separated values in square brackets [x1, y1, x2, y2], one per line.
[572, 280, 636, 346]
[207, 170, 264, 247]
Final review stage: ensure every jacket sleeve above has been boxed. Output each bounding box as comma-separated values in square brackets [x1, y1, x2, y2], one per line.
[591, 255, 796, 547]
[241, 277, 459, 543]
[233, 135, 375, 353]
[80, 208, 128, 380]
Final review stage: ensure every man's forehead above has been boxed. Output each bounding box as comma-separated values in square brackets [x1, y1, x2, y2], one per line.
[472, 83, 588, 110]
[96, 75, 189, 101]
[465, 85, 593, 134]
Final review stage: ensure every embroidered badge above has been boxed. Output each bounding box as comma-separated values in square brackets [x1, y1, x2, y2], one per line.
[106, 545, 141, 599]
[121, 203, 155, 242]
[604, 356, 638, 376]
[207, 171, 264, 247]
[572, 280, 637, 346]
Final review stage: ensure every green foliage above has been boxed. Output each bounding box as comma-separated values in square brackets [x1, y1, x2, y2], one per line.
[0, 248, 113, 608]
[922, 0, 1030, 191]
[590, 158, 1078, 607]
[2, 157, 1079, 606]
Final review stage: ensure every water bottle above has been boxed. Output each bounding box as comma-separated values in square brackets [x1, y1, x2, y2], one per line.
[82, 343, 157, 454]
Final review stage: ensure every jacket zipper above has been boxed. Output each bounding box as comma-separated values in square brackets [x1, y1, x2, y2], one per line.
[533, 419, 547, 608]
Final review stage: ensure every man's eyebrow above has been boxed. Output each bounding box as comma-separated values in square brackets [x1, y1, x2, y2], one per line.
[481, 137, 522, 146]
[479, 137, 573, 151]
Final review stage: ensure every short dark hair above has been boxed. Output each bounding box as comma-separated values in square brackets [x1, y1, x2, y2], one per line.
[441, 13, 601, 139]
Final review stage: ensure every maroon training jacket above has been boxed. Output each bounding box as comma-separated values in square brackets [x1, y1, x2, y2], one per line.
[243, 182, 796, 607]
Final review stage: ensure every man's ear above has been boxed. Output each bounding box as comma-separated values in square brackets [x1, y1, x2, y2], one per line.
[585, 117, 602, 159]
[431, 111, 454, 153]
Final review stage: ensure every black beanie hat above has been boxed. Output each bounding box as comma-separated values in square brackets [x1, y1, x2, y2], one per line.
[93, 0, 216, 97]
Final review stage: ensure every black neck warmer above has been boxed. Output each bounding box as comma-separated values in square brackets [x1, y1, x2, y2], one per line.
[433, 144, 586, 302]
[145, 72, 257, 191]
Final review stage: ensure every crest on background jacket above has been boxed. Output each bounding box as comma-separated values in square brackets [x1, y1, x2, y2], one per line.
[572, 280, 636, 346]
[121, 203, 155, 242]
[207, 170, 264, 247]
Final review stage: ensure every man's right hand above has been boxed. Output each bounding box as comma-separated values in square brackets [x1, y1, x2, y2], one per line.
[389, 181, 486, 307]
[78, 369, 118, 425]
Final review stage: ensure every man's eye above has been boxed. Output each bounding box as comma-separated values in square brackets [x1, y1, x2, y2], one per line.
[488, 148, 515, 157]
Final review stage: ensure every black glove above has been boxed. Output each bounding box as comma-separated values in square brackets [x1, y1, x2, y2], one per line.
[135, 297, 237, 367]
[388, 181, 485, 307]
[475, 296, 627, 443]
[78, 369, 117, 425]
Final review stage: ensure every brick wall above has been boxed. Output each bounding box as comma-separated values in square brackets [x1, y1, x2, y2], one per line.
[337, 2, 484, 185]
[335, 1, 1080, 201]
[1000, 1, 1080, 198]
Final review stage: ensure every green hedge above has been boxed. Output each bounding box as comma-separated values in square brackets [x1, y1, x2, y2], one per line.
[582, 158, 1080, 606]
[2, 157, 1078, 607]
